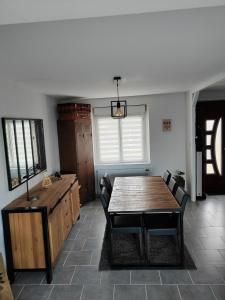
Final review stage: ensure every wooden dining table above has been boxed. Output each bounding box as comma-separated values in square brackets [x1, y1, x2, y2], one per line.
[108, 176, 181, 214]
[108, 176, 184, 266]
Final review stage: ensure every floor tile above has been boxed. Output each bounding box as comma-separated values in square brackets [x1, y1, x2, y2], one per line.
[200, 237, 225, 250]
[49, 285, 83, 300]
[81, 284, 114, 300]
[17, 285, 52, 300]
[78, 227, 104, 238]
[178, 285, 215, 300]
[55, 251, 69, 266]
[82, 237, 103, 250]
[218, 250, 225, 259]
[14, 272, 45, 284]
[63, 238, 86, 251]
[90, 249, 101, 265]
[146, 285, 180, 300]
[42, 266, 75, 284]
[131, 270, 160, 284]
[11, 285, 24, 299]
[114, 285, 146, 300]
[210, 285, 225, 300]
[189, 266, 224, 284]
[215, 266, 225, 281]
[101, 270, 130, 284]
[160, 270, 192, 284]
[64, 250, 92, 266]
[191, 249, 225, 267]
[71, 266, 101, 284]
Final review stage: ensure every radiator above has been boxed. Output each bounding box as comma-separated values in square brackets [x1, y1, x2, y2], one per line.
[95, 166, 151, 194]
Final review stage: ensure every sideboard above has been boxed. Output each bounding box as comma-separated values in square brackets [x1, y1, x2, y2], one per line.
[2, 174, 80, 283]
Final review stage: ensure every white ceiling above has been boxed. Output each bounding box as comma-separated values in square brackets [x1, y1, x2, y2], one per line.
[206, 78, 225, 90]
[1, 0, 225, 25]
[0, 5, 225, 98]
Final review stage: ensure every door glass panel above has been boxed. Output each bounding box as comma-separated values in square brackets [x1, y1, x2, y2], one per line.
[215, 118, 222, 175]
[206, 120, 214, 131]
[206, 163, 215, 174]
[206, 149, 212, 160]
[206, 135, 212, 146]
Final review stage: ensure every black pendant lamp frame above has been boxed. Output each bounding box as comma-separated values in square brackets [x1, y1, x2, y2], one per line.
[111, 76, 127, 119]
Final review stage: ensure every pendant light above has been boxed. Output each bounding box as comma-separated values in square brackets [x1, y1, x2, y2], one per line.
[111, 76, 127, 118]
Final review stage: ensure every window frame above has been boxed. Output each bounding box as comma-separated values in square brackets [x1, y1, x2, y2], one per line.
[93, 113, 149, 165]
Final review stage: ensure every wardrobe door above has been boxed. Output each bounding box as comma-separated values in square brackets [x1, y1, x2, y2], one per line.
[75, 121, 88, 204]
[57, 121, 77, 173]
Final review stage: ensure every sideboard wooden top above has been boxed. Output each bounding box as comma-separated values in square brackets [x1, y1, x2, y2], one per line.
[3, 174, 77, 214]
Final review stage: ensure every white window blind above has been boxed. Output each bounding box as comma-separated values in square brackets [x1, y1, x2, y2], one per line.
[95, 115, 147, 164]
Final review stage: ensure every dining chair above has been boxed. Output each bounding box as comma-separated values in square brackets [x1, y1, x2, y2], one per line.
[144, 186, 189, 265]
[168, 177, 178, 195]
[100, 187, 144, 262]
[163, 170, 171, 185]
[99, 178, 105, 191]
[103, 173, 113, 195]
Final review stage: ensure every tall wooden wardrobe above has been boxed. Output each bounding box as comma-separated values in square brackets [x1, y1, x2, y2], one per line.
[57, 103, 95, 204]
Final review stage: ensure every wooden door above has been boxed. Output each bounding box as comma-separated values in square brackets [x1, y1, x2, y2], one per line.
[75, 121, 87, 203]
[48, 202, 64, 265]
[70, 181, 80, 224]
[57, 120, 77, 173]
[61, 193, 73, 240]
[83, 120, 95, 199]
[196, 101, 225, 194]
[9, 212, 45, 269]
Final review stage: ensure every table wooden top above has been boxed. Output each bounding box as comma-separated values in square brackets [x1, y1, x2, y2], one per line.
[108, 176, 181, 214]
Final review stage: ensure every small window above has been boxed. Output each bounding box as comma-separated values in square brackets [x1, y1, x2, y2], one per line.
[94, 115, 148, 164]
[206, 163, 215, 174]
[206, 135, 212, 146]
[206, 120, 214, 131]
[206, 149, 211, 160]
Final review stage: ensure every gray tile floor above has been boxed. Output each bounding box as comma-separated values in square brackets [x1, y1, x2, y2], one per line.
[11, 195, 225, 300]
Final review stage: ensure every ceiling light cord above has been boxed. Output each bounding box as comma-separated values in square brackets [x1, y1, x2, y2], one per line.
[116, 79, 120, 102]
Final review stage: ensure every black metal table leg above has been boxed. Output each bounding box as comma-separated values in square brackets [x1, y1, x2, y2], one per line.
[180, 213, 184, 266]
[41, 207, 52, 283]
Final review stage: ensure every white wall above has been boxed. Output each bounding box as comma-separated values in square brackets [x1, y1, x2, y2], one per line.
[198, 89, 225, 101]
[185, 92, 198, 201]
[0, 80, 60, 258]
[59, 92, 187, 178]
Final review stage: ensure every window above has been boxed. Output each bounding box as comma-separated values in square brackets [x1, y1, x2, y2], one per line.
[94, 115, 148, 164]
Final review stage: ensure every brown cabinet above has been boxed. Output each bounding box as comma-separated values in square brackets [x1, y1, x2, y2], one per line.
[2, 175, 80, 284]
[57, 103, 95, 204]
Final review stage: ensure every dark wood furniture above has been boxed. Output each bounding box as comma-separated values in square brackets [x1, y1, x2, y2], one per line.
[2, 174, 80, 283]
[57, 103, 95, 204]
[108, 176, 183, 265]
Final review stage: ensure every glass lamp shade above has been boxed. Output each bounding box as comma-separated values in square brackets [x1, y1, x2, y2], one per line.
[111, 100, 127, 118]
